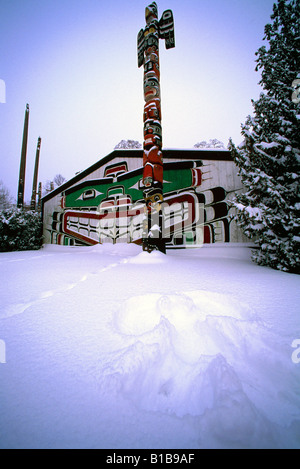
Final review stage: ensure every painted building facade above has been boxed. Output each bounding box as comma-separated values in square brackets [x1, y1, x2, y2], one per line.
[42, 149, 249, 248]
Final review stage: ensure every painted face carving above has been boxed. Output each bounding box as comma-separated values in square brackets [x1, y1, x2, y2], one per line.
[144, 75, 160, 101]
[144, 100, 161, 121]
[144, 119, 162, 138]
[145, 2, 158, 24]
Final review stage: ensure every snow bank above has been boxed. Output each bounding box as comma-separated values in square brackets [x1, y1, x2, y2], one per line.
[107, 289, 297, 447]
[0, 244, 299, 449]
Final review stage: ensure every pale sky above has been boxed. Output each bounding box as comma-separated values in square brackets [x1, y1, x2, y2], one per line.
[0, 0, 276, 202]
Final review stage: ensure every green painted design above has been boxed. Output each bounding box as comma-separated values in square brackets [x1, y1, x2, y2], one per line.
[64, 167, 194, 209]
[184, 232, 195, 244]
[162, 168, 192, 193]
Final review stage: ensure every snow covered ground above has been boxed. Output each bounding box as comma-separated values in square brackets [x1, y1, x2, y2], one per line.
[0, 243, 299, 449]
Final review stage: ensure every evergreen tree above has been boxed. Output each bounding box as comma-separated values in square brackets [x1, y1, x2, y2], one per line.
[0, 208, 43, 252]
[229, 0, 300, 273]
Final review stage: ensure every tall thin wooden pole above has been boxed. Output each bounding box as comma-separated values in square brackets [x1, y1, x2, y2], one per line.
[37, 182, 42, 212]
[31, 137, 41, 211]
[137, 2, 175, 253]
[17, 103, 29, 208]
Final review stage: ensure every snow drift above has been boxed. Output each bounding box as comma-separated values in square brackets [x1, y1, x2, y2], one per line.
[0, 243, 299, 449]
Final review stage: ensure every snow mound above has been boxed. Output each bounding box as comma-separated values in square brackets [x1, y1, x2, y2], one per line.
[115, 293, 162, 335]
[115, 290, 254, 338]
[111, 294, 248, 410]
[127, 250, 167, 264]
[102, 290, 298, 447]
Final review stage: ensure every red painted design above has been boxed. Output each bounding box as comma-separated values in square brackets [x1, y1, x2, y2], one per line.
[104, 163, 128, 178]
[191, 168, 202, 187]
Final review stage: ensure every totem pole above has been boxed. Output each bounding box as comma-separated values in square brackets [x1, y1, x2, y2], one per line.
[138, 2, 175, 253]
[17, 103, 29, 208]
[31, 137, 42, 211]
[37, 182, 42, 212]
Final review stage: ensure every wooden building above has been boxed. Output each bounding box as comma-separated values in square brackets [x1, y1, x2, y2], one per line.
[42, 148, 249, 248]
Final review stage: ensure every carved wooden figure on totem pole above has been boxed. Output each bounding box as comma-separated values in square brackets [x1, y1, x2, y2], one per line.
[137, 2, 175, 253]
